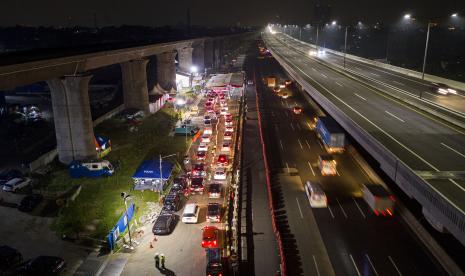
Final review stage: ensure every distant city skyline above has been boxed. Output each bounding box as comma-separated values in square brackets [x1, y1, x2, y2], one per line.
[0, 0, 464, 27]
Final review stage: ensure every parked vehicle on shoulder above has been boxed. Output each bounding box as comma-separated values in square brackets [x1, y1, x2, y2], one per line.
[2, 178, 32, 192]
[171, 177, 189, 194]
[162, 193, 181, 213]
[69, 160, 114, 178]
[182, 203, 200, 224]
[152, 213, 178, 235]
[0, 169, 22, 186]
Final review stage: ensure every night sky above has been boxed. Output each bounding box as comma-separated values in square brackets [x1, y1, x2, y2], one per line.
[1, 0, 464, 27]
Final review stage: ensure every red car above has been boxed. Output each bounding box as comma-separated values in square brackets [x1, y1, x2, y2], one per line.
[217, 154, 229, 166]
[202, 226, 220, 248]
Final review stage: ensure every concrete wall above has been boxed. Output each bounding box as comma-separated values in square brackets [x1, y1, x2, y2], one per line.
[267, 44, 465, 246]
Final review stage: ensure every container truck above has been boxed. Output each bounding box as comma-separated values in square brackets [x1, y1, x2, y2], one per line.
[362, 184, 395, 216]
[315, 116, 345, 153]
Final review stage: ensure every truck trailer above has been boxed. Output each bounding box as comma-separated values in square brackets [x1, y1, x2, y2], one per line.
[69, 160, 114, 178]
[362, 184, 395, 216]
[315, 116, 346, 153]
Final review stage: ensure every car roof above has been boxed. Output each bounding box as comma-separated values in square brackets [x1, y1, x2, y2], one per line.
[6, 178, 23, 185]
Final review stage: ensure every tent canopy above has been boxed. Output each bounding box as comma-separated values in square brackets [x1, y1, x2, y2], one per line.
[133, 159, 174, 180]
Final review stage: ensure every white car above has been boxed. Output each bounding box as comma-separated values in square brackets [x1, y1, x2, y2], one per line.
[220, 108, 228, 115]
[225, 125, 234, 132]
[201, 135, 211, 143]
[2, 177, 32, 192]
[225, 119, 233, 126]
[220, 100, 227, 107]
[213, 168, 227, 180]
[198, 143, 208, 152]
[182, 203, 200, 223]
[204, 126, 212, 135]
[221, 104, 229, 110]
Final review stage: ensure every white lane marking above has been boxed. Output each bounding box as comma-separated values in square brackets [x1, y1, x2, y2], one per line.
[336, 198, 348, 218]
[318, 140, 324, 149]
[298, 139, 304, 149]
[321, 73, 328, 78]
[296, 198, 304, 218]
[366, 254, 379, 276]
[307, 161, 315, 176]
[354, 93, 367, 101]
[449, 179, 465, 193]
[352, 198, 366, 219]
[393, 80, 405, 86]
[290, 123, 295, 131]
[327, 205, 335, 218]
[312, 67, 317, 72]
[286, 162, 290, 173]
[355, 66, 362, 70]
[289, 59, 440, 172]
[297, 123, 302, 131]
[370, 72, 380, 77]
[280, 139, 284, 150]
[336, 170, 341, 176]
[441, 142, 465, 159]
[306, 121, 312, 129]
[424, 91, 437, 97]
[385, 111, 405, 123]
[313, 255, 321, 276]
[388, 256, 403, 276]
[335, 81, 343, 87]
[349, 254, 361, 276]
[305, 139, 311, 149]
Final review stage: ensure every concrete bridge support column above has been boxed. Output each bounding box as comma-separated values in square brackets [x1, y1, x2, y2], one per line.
[193, 41, 205, 73]
[47, 74, 96, 164]
[204, 40, 214, 72]
[157, 51, 177, 91]
[178, 46, 194, 73]
[120, 59, 150, 113]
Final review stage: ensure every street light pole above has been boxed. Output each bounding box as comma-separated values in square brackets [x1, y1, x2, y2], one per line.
[299, 26, 302, 40]
[343, 26, 348, 69]
[421, 22, 432, 81]
[315, 25, 319, 50]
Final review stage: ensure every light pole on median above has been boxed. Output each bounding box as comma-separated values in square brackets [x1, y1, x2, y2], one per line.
[159, 153, 177, 195]
[343, 26, 348, 69]
[421, 22, 433, 81]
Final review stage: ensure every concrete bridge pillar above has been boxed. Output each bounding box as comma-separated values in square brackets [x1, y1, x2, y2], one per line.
[177, 46, 194, 73]
[193, 41, 205, 73]
[204, 40, 214, 72]
[120, 58, 150, 113]
[157, 51, 177, 91]
[47, 74, 96, 164]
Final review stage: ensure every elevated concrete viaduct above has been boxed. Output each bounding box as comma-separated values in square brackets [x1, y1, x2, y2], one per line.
[0, 32, 256, 164]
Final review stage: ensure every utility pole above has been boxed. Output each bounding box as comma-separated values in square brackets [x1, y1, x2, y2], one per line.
[315, 25, 319, 50]
[421, 22, 433, 81]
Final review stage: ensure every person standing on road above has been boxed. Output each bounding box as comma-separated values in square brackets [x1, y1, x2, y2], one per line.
[154, 253, 160, 268]
[160, 253, 166, 269]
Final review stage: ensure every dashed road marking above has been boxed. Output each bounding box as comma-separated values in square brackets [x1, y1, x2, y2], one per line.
[388, 256, 402, 276]
[441, 142, 465, 159]
[335, 81, 343, 87]
[354, 93, 367, 101]
[327, 205, 335, 219]
[296, 197, 304, 218]
[366, 254, 379, 276]
[349, 254, 361, 276]
[280, 139, 284, 150]
[305, 139, 311, 149]
[385, 110, 405, 123]
[313, 255, 321, 276]
[353, 198, 366, 219]
[336, 198, 348, 218]
[307, 161, 315, 176]
[298, 139, 304, 149]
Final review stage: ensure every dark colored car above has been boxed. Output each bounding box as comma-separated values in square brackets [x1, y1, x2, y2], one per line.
[206, 203, 222, 223]
[0, 245, 23, 271]
[162, 193, 181, 212]
[16, 256, 66, 275]
[18, 194, 43, 212]
[192, 163, 206, 177]
[171, 177, 188, 194]
[206, 261, 224, 276]
[0, 169, 22, 186]
[152, 213, 178, 235]
[190, 178, 205, 194]
[208, 183, 222, 199]
[196, 151, 207, 161]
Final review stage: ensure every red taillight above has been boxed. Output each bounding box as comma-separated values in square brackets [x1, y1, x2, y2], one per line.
[374, 210, 379, 216]
[386, 209, 393, 216]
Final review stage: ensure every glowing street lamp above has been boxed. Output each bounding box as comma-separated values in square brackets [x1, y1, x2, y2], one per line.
[451, 13, 458, 18]
[331, 20, 337, 26]
[404, 14, 411, 20]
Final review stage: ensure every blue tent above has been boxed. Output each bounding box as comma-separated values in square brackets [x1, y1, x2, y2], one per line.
[132, 159, 174, 191]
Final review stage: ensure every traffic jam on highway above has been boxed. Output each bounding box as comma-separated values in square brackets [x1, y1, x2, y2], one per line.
[151, 82, 240, 275]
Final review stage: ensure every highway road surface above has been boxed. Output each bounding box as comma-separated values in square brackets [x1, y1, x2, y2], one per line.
[263, 32, 465, 247]
[255, 52, 446, 275]
[279, 34, 465, 115]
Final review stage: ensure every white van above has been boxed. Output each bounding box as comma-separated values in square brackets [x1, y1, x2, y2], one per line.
[305, 181, 327, 208]
[182, 203, 200, 223]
